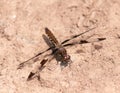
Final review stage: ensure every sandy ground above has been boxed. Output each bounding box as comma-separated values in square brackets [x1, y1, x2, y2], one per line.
[0, 0, 120, 93]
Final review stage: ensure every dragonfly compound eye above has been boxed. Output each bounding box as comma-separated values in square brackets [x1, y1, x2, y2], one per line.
[64, 55, 70, 61]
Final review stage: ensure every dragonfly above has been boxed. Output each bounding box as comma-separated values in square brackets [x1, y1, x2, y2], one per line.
[18, 27, 106, 81]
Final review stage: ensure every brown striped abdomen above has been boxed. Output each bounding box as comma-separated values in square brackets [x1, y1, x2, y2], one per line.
[45, 27, 60, 46]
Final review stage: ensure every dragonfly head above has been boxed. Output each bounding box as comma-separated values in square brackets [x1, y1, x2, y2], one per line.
[64, 54, 70, 62]
[61, 54, 72, 67]
[56, 47, 72, 66]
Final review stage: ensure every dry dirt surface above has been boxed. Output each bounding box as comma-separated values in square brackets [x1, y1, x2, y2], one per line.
[0, 0, 120, 93]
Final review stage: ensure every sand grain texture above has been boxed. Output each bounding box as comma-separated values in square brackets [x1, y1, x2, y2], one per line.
[0, 0, 120, 93]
